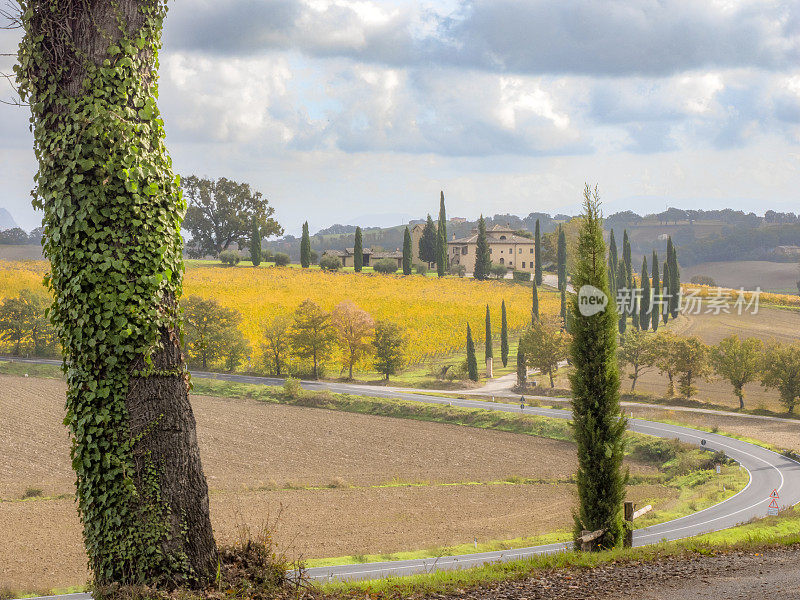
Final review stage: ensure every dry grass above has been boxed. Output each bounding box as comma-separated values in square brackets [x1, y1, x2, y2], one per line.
[682, 261, 800, 294]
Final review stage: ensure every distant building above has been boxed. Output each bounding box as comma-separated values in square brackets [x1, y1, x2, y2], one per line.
[449, 216, 467, 223]
[776, 245, 800, 257]
[448, 224, 536, 274]
[323, 247, 404, 269]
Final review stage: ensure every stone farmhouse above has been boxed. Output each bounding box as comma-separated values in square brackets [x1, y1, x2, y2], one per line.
[449, 224, 536, 274]
[323, 247, 404, 269]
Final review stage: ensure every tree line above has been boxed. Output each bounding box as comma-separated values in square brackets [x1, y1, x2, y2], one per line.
[181, 296, 406, 381]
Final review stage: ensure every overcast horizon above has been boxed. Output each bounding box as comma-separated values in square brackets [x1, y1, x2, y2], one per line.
[1, 0, 799, 236]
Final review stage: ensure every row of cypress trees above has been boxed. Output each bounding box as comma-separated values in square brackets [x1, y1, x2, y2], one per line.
[465, 299, 510, 381]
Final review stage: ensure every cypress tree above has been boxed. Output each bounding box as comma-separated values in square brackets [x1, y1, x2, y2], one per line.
[532, 282, 540, 324]
[622, 230, 632, 286]
[557, 226, 567, 291]
[651, 251, 660, 331]
[300, 221, 311, 268]
[485, 304, 493, 360]
[474, 215, 491, 280]
[631, 276, 640, 330]
[500, 300, 509, 367]
[616, 261, 627, 335]
[534, 219, 543, 285]
[436, 191, 447, 277]
[639, 257, 650, 330]
[402, 227, 412, 275]
[662, 259, 670, 324]
[419, 215, 437, 265]
[353, 226, 363, 272]
[667, 237, 680, 318]
[466, 323, 478, 381]
[570, 185, 627, 550]
[516, 344, 527, 388]
[560, 284, 567, 329]
[250, 215, 261, 267]
[607, 229, 617, 296]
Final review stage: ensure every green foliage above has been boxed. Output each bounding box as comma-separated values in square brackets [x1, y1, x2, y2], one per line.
[519, 317, 569, 388]
[474, 216, 491, 281]
[607, 229, 618, 295]
[14, 0, 209, 583]
[500, 300, 509, 367]
[353, 227, 363, 272]
[569, 185, 627, 550]
[373, 258, 399, 274]
[690, 275, 716, 286]
[372, 320, 406, 381]
[466, 324, 478, 381]
[512, 270, 531, 282]
[0, 289, 56, 357]
[182, 296, 246, 370]
[667, 236, 680, 318]
[711, 335, 764, 409]
[623, 230, 632, 285]
[182, 176, 281, 258]
[402, 227, 412, 275]
[249, 216, 262, 267]
[671, 336, 711, 398]
[319, 254, 342, 271]
[516, 344, 526, 388]
[651, 251, 660, 331]
[616, 261, 628, 335]
[218, 249, 241, 266]
[534, 219, 542, 286]
[618, 328, 655, 391]
[419, 215, 437, 265]
[490, 264, 508, 279]
[289, 299, 336, 379]
[273, 252, 290, 267]
[557, 226, 567, 290]
[450, 264, 466, 277]
[437, 191, 447, 277]
[261, 315, 291, 376]
[761, 342, 800, 413]
[662, 258, 670, 324]
[415, 263, 428, 275]
[484, 304, 493, 360]
[531, 282, 539, 324]
[300, 222, 311, 268]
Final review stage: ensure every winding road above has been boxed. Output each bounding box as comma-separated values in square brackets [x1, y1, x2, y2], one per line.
[4, 358, 800, 586]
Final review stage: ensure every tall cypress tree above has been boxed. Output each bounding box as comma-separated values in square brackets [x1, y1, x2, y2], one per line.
[651, 251, 660, 331]
[631, 276, 640, 330]
[607, 229, 617, 296]
[466, 323, 478, 382]
[300, 221, 311, 268]
[485, 304, 493, 361]
[474, 215, 491, 280]
[419, 215, 437, 265]
[667, 237, 680, 318]
[662, 259, 670, 324]
[534, 219, 543, 285]
[639, 257, 650, 330]
[532, 282, 540, 324]
[516, 344, 527, 388]
[570, 185, 626, 550]
[436, 191, 447, 277]
[616, 261, 627, 335]
[402, 227, 412, 275]
[250, 215, 262, 267]
[557, 226, 567, 291]
[501, 300, 509, 367]
[353, 226, 363, 272]
[560, 285, 567, 329]
[622, 230, 632, 287]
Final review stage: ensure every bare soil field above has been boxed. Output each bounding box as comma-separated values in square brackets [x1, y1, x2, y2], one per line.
[682, 261, 799, 294]
[0, 375, 663, 591]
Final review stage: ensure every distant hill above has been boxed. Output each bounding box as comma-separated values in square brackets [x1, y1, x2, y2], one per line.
[0, 208, 18, 230]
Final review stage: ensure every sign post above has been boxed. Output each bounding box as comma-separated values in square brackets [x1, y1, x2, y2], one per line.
[768, 488, 780, 516]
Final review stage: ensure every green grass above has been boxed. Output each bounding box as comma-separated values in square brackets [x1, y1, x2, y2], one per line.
[0, 360, 62, 378]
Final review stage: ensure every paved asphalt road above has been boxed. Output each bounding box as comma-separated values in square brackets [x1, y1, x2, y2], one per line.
[4, 359, 800, 588]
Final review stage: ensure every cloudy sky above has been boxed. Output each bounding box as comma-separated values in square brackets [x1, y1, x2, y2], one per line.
[1, 0, 799, 234]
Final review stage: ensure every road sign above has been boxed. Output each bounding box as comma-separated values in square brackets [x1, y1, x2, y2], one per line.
[770, 488, 780, 499]
[768, 497, 780, 516]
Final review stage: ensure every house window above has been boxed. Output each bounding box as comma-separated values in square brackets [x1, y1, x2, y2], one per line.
[500, 249, 503, 253]
[522, 262, 526, 268]
[489, 248, 493, 254]
[499, 258, 504, 264]
[500, 235, 507, 240]
[530, 248, 534, 253]
[518, 248, 522, 254]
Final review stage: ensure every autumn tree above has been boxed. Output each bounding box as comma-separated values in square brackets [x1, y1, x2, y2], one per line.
[372, 320, 406, 381]
[618, 329, 655, 391]
[261, 314, 292, 376]
[761, 343, 800, 413]
[0, 289, 55, 357]
[711, 335, 764, 410]
[182, 176, 281, 258]
[519, 318, 569, 388]
[332, 301, 375, 380]
[15, 1, 218, 582]
[672, 337, 711, 398]
[652, 330, 680, 397]
[290, 299, 336, 378]
[182, 296, 243, 371]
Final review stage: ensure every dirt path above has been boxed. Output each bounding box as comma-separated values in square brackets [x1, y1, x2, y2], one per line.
[447, 546, 800, 600]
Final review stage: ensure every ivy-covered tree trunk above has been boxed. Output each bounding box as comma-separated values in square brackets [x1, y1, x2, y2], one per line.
[17, 0, 217, 586]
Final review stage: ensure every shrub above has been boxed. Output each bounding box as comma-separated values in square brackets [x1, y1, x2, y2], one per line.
[219, 249, 241, 266]
[373, 258, 399, 274]
[273, 252, 290, 266]
[415, 263, 428, 275]
[449, 264, 466, 278]
[283, 376, 302, 398]
[512, 270, 531, 282]
[22, 486, 43, 499]
[319, 254, 342, 271]
[490, 264, 508, 279]
[690, 275, 716, 286]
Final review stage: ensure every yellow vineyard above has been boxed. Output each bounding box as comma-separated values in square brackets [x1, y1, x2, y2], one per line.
[0, 261, 558, 366]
